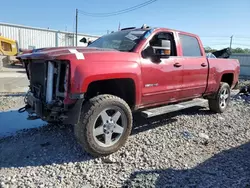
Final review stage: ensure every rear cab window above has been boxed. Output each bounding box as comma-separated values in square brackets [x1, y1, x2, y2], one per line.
[178, 34, 202, 57]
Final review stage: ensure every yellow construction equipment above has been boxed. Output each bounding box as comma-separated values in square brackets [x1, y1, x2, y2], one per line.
[0, 35, 18, 56]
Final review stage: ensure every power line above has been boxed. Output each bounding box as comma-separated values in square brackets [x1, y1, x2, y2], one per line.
[200, 36, 231, 38]
[231, 43, 250, 47]
[201, 36, 250, 39]
[204, 43, 250, 48]
[78, 0, 158, 17]
[78, 0, 156, 16]
[205, 44, 230, 46]
[75, 0, 157, 43]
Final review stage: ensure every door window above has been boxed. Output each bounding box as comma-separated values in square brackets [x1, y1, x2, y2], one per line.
[179, 34, 202, 57]
[144, 32, 177, 57]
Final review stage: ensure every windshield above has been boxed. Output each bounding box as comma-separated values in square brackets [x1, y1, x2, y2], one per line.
[88, 30, 147, 52]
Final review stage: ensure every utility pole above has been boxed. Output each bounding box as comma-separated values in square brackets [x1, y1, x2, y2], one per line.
[75, 8, 78, 47]
[118, 22, 121, 31]
[230, 35, 233, 50]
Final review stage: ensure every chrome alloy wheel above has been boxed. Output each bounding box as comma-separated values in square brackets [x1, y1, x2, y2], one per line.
[219, 88, 230, 109]
[93, 107, 127, 147]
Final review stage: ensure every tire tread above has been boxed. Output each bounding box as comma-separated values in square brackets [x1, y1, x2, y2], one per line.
[208, 82, 230, 113]
[74, 94, 132, 157]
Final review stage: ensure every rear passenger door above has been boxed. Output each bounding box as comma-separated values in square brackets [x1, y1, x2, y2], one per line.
[177, 34, 208, 99]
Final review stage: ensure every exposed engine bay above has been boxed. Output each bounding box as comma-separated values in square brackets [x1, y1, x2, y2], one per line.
[20, 60, 82, 124]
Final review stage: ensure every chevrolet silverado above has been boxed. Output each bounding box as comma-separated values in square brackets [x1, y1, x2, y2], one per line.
[18, 25, 240, 157]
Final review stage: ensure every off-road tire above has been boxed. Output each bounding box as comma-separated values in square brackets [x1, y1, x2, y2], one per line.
[208, 82, 231, 113]
[74, 94, 133, 157]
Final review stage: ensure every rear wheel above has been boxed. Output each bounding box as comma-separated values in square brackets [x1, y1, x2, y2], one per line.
[208, 82, 231, 113]
[74, 94, 132, 157]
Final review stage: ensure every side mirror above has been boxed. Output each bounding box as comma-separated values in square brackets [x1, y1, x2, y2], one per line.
[142, 39, 171, 59]
[152, 39, 171, 57]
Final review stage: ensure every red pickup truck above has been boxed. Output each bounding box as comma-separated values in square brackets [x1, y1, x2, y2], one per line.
[18, 25, 240, 157]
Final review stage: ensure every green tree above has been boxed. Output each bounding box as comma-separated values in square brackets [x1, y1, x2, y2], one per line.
[205, 46, 250, 54]
[231, 48, 245, 53]
[204, 46, 217, 53]
[243, 48, 250, 53]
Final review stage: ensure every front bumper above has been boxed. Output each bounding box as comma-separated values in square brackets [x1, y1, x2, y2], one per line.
[26, 92, 84, 125]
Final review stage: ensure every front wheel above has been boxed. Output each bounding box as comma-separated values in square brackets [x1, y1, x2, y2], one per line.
[208, 82, 231, 113]
[74, 94, 132, 157]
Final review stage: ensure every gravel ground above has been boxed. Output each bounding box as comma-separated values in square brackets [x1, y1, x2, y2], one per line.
[0, 93, 25, 112]
[238, 79, 250, 88]
[0, 89, 250, 187]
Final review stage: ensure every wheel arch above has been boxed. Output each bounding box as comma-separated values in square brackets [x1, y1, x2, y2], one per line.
[84, 77, 138, 110]
[220, 72, 234, 88]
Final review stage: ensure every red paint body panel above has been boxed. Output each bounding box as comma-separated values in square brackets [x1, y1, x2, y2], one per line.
[18, 27, 240, 110]
[179, 57, 208, 99]
[140, 57, 183, 105]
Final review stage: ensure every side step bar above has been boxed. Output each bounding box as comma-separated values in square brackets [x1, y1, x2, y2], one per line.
[141, 98, 207, 118]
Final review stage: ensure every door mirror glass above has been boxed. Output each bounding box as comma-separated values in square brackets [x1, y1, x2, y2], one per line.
[152, 39, 171, 56]
[142, 39, 171, 58]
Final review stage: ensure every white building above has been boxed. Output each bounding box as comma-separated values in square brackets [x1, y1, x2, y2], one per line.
[0, 22, 99, 50]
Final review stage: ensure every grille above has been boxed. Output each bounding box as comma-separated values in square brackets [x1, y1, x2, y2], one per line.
[29, 60, 47, 99]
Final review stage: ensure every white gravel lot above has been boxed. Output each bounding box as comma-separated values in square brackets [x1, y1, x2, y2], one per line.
[0, 89, 250, 188]
[0, 93, 25, 112]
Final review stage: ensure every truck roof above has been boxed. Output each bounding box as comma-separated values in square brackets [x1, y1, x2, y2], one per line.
[119, 25, 197, 37]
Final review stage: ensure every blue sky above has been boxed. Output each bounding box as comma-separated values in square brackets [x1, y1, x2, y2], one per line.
[1, 0, 250, 49]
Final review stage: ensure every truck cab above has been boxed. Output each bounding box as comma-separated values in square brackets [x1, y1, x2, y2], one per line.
[135, 28, 210, 107]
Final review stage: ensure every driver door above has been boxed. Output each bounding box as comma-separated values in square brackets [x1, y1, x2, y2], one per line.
[140, 32, 183, 106]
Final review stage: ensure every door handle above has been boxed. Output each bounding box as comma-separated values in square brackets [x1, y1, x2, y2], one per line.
[174, 62, 182, 67]
[201, 63, 207, 67]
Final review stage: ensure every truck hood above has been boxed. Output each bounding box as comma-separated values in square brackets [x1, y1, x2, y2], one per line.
[17, 46, 119, 60]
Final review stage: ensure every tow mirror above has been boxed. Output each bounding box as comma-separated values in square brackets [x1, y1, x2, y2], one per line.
[152, 39, 171, 57]
[142, 39, 171, 59]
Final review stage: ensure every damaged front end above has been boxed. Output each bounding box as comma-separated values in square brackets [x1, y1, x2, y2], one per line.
[19, 59, 83, 125]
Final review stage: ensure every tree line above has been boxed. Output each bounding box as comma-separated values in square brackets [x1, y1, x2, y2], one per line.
[205, 47, 250, 54]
